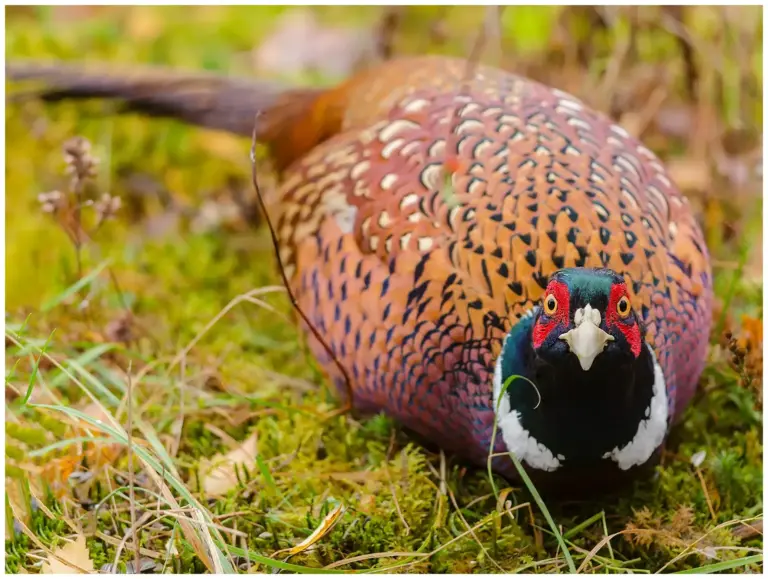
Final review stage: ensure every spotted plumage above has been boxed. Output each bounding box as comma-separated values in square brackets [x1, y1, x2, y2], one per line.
[8, 54, 713, 492]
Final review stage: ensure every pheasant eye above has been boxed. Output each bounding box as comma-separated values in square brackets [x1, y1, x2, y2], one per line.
[617, 296, 631, 318]
[543, 294, 558, 316]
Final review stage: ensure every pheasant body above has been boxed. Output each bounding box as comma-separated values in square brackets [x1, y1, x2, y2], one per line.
[8, 55, 713, 490]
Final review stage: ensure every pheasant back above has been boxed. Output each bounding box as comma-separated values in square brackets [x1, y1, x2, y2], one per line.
[7, 54, 714, 474]
[271, 56, 713, 466]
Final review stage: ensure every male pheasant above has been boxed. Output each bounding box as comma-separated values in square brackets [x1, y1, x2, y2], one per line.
[8, 55, 713, 493]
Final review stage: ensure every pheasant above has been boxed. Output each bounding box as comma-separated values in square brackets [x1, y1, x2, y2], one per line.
[7, 55, 713, 493]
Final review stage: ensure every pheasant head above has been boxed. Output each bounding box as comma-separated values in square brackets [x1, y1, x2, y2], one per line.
[492, 268, 668, 475]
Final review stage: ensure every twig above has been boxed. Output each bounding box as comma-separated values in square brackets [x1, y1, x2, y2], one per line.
[248, 114, 355, 416]
[127, 363, 141, 575]
[112, 510, 153, 571]
[164, 286, 287, 376]
[621, 85, 668, 138]
[447, 487, 505, 572]
[384, 430, 410, 534]
[376, 6, 403, 60]
[325, 501, 536, 571]
[69, 169, 85, 282]
[96, 530, 163, 560]
[594, 7, 634, 114]
[664, 6, 698, 101]
[693, 466, 717, 521]
[241, 533, 251, 572]
[171, 354, 186, 460]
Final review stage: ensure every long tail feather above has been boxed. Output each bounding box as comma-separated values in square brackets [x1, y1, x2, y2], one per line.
[7, 59, 326, 171]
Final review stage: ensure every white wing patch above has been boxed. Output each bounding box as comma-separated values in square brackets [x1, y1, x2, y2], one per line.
[602, 345, 669, 470]
[492, 330, 563, 472]
[491, 325, 668, 473]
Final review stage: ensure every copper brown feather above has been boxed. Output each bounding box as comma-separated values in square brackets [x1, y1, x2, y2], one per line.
[7, 55, 713, 487]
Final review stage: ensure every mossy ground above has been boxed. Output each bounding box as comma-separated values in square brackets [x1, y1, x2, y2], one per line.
[5, 6, 763, 573]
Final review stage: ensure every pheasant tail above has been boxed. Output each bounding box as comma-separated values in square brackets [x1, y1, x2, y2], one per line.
[6, 59, 331, 172]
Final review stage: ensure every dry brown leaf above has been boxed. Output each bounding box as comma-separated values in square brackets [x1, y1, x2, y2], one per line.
[39, 455, 82, 499]
[41, 535, 95, 574]
[273, 503, 346, 557]
[740, 315, 763, 348]
[200, 432, 258, 497]
[34, 402, 124, 499]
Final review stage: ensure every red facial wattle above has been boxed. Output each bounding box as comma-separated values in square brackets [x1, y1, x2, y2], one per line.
[532, 281, 570, 349]
[606, 283, 642, 357]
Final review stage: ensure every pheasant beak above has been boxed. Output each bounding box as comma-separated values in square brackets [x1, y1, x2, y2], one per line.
[558, 304, 614, 371]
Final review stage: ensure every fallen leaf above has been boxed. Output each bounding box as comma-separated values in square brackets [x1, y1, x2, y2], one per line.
[274, 502, 346, 557]
[740, 315, 763, 348]
[41, 535, 95, 574]
[200, 433, 258, 497]
[36, 402, 124, 500]
[39, 455, 82, 499]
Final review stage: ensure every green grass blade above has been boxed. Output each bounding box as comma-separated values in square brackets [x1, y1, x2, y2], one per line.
[58, 357, 121, 406]
[714, 241, 749, 336]
[90, 362, 129, 394]
[28, 436, 113, 457]
[41, 259, 111, 312]
[487, 373, 577, 572]
[28, 403, 234, 573]
[256, 453, 278, 495]
[29, 402, 339, 574]
[562, 511, 604, 540]
[5, 313, 33, 335]
[507, 451, 577, 573]
[220, 541, 345, 573]
[21, 330, 56, 404]
[134, 416, 182, 477]
[673, 554, 763, 574]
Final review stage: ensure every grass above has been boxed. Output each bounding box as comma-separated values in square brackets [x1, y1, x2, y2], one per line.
[5, 5, 763, 574]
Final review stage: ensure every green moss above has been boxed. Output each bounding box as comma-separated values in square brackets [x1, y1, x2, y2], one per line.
[5, 5, 762, 574]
